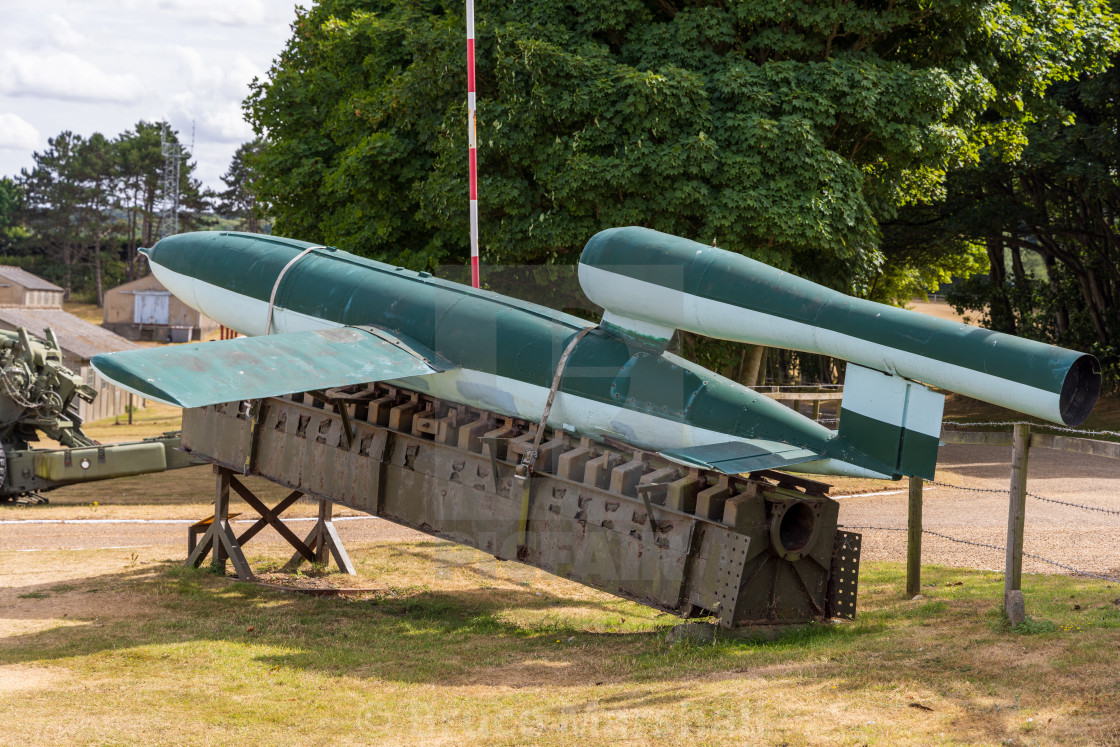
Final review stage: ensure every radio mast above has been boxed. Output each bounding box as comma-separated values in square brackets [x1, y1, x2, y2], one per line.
[159, 123, 190, 239]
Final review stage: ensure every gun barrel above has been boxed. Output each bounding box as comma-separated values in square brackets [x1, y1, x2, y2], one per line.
[578, 227, 1100, 426]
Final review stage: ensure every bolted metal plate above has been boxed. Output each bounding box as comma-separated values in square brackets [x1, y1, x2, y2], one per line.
[714, 531, 752, 628]
[827, 530, 861, 620]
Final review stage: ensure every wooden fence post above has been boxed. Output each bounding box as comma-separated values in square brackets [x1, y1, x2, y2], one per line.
[907, 476, 923, 597]
[1004, 423, 1030, 623]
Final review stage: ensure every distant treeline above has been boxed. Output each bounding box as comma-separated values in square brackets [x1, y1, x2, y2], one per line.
[0, 121, 265, 305]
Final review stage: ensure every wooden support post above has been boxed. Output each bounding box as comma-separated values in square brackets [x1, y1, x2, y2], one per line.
[906, 476, 923, 597]
[811, 398, 821, 423]
[185, 466, 255, 580]
[1004, 423, 1030, 622]
[186, 468, 355, 579]
[285, 499, 356, 575]
[128, 393, 133, 425]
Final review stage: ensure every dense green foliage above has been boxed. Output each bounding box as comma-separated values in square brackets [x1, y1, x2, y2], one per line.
[218, 138, 267, 234]
[0, 177, 23, 253]
[247, 0, 1117, 301]
[887, 31, 1120, 382]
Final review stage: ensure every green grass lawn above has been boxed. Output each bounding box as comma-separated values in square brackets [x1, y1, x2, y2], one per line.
[2, 543, 1118, 746]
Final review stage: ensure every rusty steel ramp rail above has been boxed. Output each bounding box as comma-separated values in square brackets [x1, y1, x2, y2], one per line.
[180, 385, 860, 628]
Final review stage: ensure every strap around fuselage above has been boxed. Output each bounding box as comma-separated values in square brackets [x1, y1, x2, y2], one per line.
[265, 246, 326, 335]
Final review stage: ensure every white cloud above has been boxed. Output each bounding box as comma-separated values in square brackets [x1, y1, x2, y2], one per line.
[0, 0, 297, 187]
[170, 94, 254, 144]
[0, 113, 40, 151]
[164, 47, 261, 144]
[0, 51, 144, 104]
[173, 47, 262, 99]
[45, 13, 86, 50]
[155, 0, 267, 26]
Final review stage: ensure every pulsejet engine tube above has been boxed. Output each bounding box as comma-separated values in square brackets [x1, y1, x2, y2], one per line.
[578, 227, 1101, 426]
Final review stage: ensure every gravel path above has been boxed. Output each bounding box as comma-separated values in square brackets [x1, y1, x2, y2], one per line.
[2, 442, 1118, 579]
[0, 515, 425, 553]
[839, 443, 1120, 579]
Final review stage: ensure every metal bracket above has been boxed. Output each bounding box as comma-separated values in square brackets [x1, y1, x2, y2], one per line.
[827, 530, 861, 620]
[635, 483, 662, 541]
[307, 390, 354, 449]
[240, 399, 267, 475]
[714, 531, 752, 628]
[515, 465, 532, 554]
[370, 431, 391, 516]
[336, 399, 354, 449]
[479, 435, 508, 494]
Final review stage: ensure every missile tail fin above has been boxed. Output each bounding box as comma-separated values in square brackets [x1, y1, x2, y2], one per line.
[837, 364, 944, 480]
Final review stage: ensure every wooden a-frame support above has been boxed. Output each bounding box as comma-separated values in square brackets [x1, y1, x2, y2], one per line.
[186, 465, 355, 579]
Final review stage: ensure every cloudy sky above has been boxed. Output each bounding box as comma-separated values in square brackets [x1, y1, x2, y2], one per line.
[0, 0, 299, 190]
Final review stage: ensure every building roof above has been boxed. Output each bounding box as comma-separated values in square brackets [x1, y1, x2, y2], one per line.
[0, 307, 139, 360]
[107, 273, 167, 294]
[0, 266, 63, 292]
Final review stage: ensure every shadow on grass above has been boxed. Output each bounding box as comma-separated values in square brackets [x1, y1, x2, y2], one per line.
[3, 557, 1116, 706]
[0, 558, 881, 689]
[3, 559, 1120, 747]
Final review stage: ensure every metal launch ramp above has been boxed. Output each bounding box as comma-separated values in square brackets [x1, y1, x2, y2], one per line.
[180, 385, 860, 627]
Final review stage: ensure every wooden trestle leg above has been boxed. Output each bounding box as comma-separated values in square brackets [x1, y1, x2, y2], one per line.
[186, 466, 254, 579]
[283, 498, 356, 575]
[186, 465, 355, 579]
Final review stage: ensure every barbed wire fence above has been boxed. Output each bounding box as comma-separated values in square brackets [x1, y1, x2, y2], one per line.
[762, 386, 1120, 610]
[841, 510, 1120, 586]
[941, 419, 1120, 440]
[846, 418, 1120, 615]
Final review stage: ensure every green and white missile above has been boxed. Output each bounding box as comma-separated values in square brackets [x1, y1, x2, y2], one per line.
[579, 227, 1100, 427]
[91, 227, 1100, 481]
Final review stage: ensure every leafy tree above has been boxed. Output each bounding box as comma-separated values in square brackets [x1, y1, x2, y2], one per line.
[13, 122, 207, 303]
[218, 138, 266, 232]
[116, 121, 169, 279]
[0, 177, 25, 252]
[76, 132, 122, 305]
[246, 0, 1117, 301]
[894, 39, 1120, 382]
[115, 121, 208, 275]
[18, 131, 89, 292]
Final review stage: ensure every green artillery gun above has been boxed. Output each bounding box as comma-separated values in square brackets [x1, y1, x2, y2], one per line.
[0, 326, 197, 504]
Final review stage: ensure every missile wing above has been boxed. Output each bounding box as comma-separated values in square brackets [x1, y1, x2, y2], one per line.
[92, 326, 445, 408]
[92, 228, 1100, 481]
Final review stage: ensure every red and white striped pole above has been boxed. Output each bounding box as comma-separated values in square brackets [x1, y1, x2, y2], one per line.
[467, 0, 480, 288]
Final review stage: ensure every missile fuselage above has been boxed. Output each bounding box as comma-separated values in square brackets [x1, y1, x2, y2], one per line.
[105, 227, 1098, 481]
[142, 231, 883, 477]
[580, 229, 1099, 427]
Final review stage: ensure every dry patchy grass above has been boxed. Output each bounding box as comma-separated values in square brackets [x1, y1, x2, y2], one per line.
[81, 401, 185, 444]
[61, 302, 103, 325]
[1, 542, 1119, 746]
[2, 468, 330, 520]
